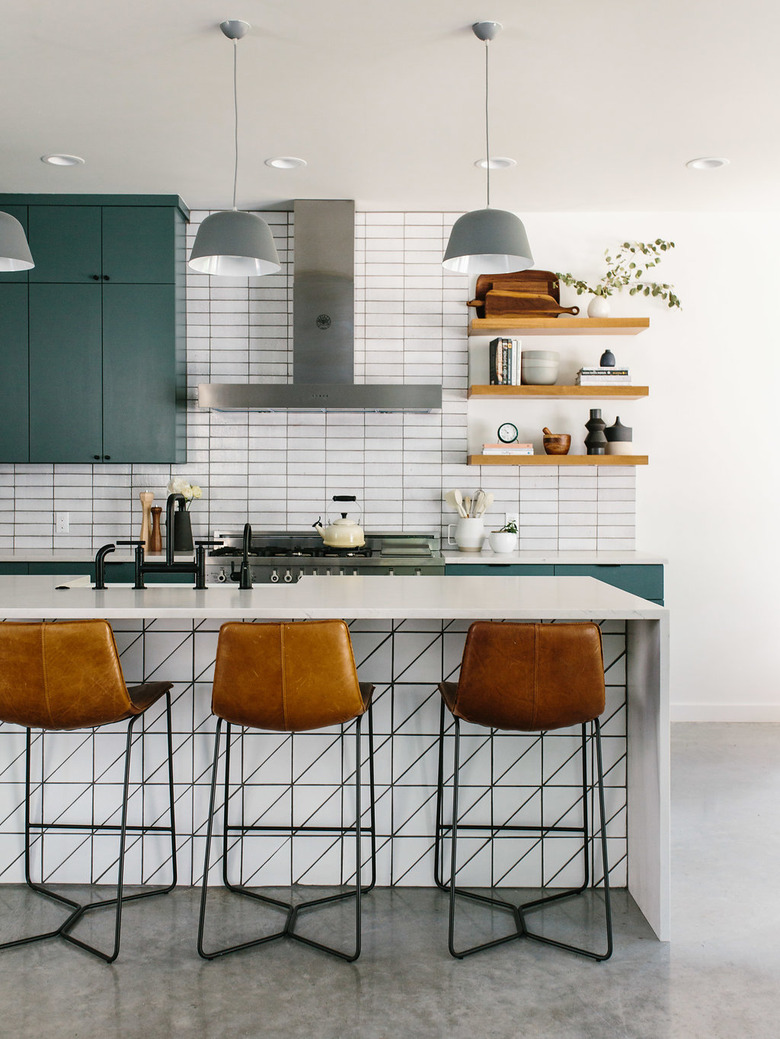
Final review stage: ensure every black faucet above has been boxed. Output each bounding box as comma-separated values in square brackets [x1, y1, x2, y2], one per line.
[231, 522, 253, 590]
[92, 493, 223, 590]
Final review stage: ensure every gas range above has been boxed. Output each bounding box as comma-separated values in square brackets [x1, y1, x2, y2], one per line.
[206, 530, 444, 584]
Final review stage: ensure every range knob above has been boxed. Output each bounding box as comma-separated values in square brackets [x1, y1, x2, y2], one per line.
[217, 569, 228, 583]
[270, 570, 279, 583]
[283, 570, 294, 583]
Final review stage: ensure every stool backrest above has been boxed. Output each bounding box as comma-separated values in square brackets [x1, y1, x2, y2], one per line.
[0, 620, 133, 730]
[212, 620, 366, 732]
[453, 622, 605, 731]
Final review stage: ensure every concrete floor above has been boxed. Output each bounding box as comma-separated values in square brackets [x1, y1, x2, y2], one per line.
[0, 723, 779, 1039]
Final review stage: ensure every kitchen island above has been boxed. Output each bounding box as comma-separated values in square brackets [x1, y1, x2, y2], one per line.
[0, 573, 669, 939]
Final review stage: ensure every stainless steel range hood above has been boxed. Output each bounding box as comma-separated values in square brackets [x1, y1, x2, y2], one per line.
[198, 200, 442, 413]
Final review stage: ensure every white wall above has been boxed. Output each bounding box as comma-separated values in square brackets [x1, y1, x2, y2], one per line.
[525, 211, 780, 720]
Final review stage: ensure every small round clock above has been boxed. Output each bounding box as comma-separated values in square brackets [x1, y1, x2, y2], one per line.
[497, 422, 519, 444]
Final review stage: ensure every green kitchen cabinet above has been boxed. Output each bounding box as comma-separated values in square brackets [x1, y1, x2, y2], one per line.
[553, 564, 664, 604]
[0, 194, 188, 464]
[0, 283, 30, 460]
[444, 561, 664, 604]
[445, 564, 554, 576]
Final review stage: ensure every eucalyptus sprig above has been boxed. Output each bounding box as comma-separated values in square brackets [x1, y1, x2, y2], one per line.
[557, 239, 681, 309]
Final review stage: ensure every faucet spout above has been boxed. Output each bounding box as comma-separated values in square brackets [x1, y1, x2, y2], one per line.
[165, 493, 186, 565]
[239, 522, 253, 589]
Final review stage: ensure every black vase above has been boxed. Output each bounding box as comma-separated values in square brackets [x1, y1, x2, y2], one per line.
[584, 409, 607, 455]
[173, 508, 194, 552]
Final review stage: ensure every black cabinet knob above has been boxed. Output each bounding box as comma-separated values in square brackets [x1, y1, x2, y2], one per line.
[92, 274, 100, 281]
[93, 455, 100, 460]
[102, 274, 110, 281]
[103, 454, 111, 460]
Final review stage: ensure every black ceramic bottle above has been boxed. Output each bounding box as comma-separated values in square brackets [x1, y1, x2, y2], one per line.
[584, 409, 607, 455]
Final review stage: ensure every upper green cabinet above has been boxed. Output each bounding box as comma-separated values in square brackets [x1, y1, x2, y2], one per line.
[0, 194, 188, 464]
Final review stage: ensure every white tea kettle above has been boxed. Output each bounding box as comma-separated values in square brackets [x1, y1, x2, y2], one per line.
[313, 495, 365, 549]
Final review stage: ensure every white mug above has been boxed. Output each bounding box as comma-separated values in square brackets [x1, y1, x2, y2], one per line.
[447, 518, 485, 552]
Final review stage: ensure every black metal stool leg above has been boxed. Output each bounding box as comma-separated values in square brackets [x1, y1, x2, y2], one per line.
[434, 698, 449, 891]
[444, 717, 613, 962]
[3, 700, 177, 964]
[199, 705, 376, 962]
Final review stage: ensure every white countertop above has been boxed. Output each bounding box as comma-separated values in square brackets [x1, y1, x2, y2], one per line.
[0, 574, 666, 621]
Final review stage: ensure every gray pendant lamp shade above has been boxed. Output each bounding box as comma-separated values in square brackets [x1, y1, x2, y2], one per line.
[189, 210, 280, 276]
[443, 21, 533, 276]
[188, 19, 281, 278]
[0, 211, 34, 272]
[442, 207, 533, 274]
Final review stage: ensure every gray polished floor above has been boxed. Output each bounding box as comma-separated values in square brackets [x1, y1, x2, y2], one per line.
[0, 724, 778, 1039]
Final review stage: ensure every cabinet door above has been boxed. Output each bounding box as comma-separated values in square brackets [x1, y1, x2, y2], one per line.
[554, 564, 664, 603]
[102, 207, 176, 284]
[102, 283, 180, 462]
[27, 206, 102, 283]
[445, 564, 555, 576]
[29, 284, 103, 462]
[0, 284, 30, 461]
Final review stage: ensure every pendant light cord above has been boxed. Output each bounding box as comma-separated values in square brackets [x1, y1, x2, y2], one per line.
[232, 39, 239, 211]
[484, 38, 491, 209]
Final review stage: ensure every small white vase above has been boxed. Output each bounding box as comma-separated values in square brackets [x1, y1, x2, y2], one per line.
[587, 295, 611, 318]
[447, 518, 485, 552]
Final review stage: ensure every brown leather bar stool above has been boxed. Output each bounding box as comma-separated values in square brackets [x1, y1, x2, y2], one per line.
[0, 620, 177, 963]
[435, 621, 613, 961]
[198, 619, 376, 962]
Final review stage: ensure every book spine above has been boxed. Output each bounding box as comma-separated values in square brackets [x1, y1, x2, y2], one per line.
[489, 338, 500, 385]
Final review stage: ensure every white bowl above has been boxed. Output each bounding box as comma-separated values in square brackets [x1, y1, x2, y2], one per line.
[489, 531, 518, 554]
[521, 350, 559, 361]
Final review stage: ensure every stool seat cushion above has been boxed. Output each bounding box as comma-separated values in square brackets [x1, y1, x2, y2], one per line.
[125, 682, 175, 717]
[441, 622, 605, 732]
[212, 620, 369, 732]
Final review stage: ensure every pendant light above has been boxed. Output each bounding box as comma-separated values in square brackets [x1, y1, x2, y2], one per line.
[0, 211, 34, 272]
[442, 21, 533, 275]
[189, 19, 281, 277]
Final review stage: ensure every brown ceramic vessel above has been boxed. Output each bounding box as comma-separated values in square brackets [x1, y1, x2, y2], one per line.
[542, 429, 571, 456]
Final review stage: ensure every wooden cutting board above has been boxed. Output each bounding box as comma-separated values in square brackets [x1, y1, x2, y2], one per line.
[468, 270, 572, 318]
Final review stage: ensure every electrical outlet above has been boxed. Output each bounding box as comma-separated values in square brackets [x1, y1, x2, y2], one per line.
[55, 512, 69, 534]
[505, 512, 519, 530]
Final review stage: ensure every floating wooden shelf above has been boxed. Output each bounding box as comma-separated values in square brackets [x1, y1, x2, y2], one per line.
[468, 454, 649, 467]
[468, 385, 649, 400]
[469, 316, 650, 336]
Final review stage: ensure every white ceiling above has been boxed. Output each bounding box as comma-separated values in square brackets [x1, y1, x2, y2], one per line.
[1, 0, 778, 213]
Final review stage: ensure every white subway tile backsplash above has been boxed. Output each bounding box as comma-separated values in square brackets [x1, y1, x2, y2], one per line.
[1, 211, 636, 552]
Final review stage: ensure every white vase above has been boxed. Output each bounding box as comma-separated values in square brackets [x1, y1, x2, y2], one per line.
[587, 295, 611, 318]
[447, 518, 485, 552]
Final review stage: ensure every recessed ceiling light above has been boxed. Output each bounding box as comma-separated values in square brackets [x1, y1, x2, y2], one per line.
[474, 156, 517, 170]
[265, 156, 307, 169]
[41, 154, 85, 167]
[685, 156, 729, 170]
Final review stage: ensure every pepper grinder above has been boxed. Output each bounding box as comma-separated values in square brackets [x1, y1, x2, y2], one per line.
[139, 491, 154, 553]
[149, 506, 163, 555]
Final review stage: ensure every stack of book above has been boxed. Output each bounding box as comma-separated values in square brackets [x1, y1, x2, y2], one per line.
[576, 366, 631, 385]
[481, 442, 534, 455]
[489, 338, 521, 385]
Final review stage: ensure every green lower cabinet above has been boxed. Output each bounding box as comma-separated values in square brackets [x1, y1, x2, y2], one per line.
[28, 563, 94, 577]
[0, 563, 29, 575]
[553, 564, 664, 604]
[445, 564, 554, 576]
[444, 562, 664, 604]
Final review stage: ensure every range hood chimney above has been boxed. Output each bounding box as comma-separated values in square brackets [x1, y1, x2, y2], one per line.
[198, 200, 442, 412]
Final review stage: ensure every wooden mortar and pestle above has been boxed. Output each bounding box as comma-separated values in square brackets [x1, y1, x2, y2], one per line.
[542, 427, 571, 456]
